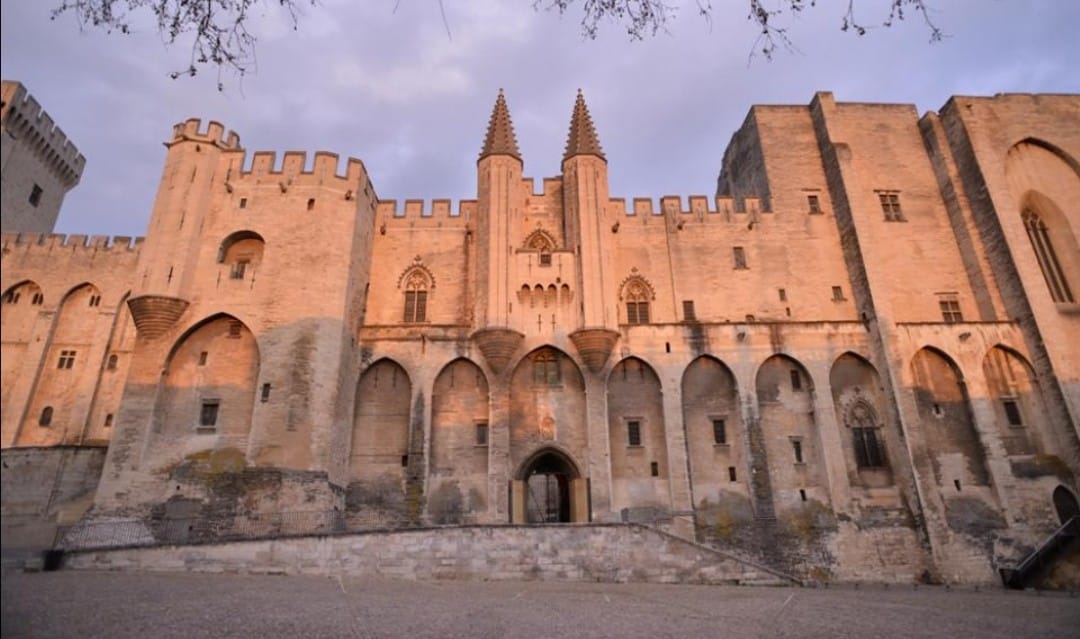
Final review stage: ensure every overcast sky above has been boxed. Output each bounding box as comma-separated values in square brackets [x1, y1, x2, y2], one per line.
[1, 0, 1077, 238]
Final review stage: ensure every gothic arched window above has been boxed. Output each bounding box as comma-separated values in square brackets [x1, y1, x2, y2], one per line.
[848, 401, 884, 468]
[532, 349, 561, 385]
[621, 277, 653, 325]
[403, 270, 429, 323]
[1023, 209, 1074, 303]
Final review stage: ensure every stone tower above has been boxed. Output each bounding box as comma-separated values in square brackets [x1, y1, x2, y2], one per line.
[0, 80, 85, 234]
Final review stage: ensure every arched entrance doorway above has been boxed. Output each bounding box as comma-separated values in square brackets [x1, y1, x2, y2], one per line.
[511, 448, 589, 524]
[1053, 486, 1079, 524]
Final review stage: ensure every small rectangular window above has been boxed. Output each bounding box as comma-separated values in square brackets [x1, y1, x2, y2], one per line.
[939, 299, 963, 323]
[878, 191, 903, 221]
[107, 354, 119, 370]
[627, 420, 642, 447]
[230, 260, 248, 280]
[539, 253, 552, 267]
[88, 295, 101, 307]
[807, 194, 821, 214]
[1002, 399, 1023, 427]
[239, 197, 248, 209]
[199, 400, 220, 428]
[832, 286, 845, 301]
[31, 292, 44, 305]
[198, 351, 208, 366]
[790, 369, 802, 391]
[227, 321, 243, 338]
[682, 300, 697, 322]
[733, 246, 747, 270]
[3, 291, 19, 304]
[307, 198, 316, 211]
[57, 350, 76, 369]
[261, 383, 271, 403]
[401, 454, 409, 467]
[792, 439, 804, 464]
[650, 461, 659, 477]
[29, 184, 43, 207]
[728, 466, 737, 482]
[778, 288, 787, 302]
[475, 423, 489, 446]
[712, 419, 727, 445]
[104, 414, 114, 427]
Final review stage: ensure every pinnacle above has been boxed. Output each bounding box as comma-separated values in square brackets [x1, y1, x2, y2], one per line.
[479, 89, 522, 162]
[563, 89, 605, 163]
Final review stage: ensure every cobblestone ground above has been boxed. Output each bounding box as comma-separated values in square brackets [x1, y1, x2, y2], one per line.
[2, 569, 1078, 639]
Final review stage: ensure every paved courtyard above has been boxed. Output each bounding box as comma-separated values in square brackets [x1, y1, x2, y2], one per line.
[2, 569, 1077, 639]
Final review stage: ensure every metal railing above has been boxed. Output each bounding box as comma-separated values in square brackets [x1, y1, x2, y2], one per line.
[999, 516, 1079, 589]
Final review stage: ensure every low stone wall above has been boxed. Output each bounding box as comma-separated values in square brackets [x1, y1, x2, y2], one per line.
[1, 446, 107, 551]
[64, 523, 797, 586]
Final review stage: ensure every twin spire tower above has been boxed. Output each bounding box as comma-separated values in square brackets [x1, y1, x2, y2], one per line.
[474, 89, 620, 374]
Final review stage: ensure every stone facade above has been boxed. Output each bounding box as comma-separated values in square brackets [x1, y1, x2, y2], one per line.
[2, 90, 1078, 584]
[0, 80, 85, 234]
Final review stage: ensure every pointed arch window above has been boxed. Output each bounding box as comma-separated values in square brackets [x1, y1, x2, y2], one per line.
[532, 349, 561, 385]
[524, 230, 556, 267]
[403, 271, 429, 323]
[848, 401, 884, 468]
[620, 272, 655, 325]
[1023, 209, 1074, 303]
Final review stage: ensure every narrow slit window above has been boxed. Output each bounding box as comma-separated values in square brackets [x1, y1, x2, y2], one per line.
[198, 351, 208, 366]
[88, 295, 101, 307]
[239, 197, 248, 209]
[307, 198, 316, 211]
[39, 406, 53, 427]
[807, 194, 821, 214]
[650, 461, 659, 477]
[792, 439, 804, 464]
[31, 292, 44, 305]
[790, 369, 802, 391]
[104, 413, 114, 427]
[261, 383, 271, 403]
[728, 466, 737, 482]
[1002, 399, 1023, 427]
[106, 354, 118, 370]
[29, 184, 43, 207]
[733, 246, 747, 270]
[712, 419, 727, 445]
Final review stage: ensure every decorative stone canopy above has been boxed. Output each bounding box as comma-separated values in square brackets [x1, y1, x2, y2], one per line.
[478, 89, 521, 162]
[569, 328, 620, 373]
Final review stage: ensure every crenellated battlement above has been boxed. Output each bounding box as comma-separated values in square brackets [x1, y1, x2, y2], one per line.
[609, 195, 763, 218]
[169, 118, 241, 150]
[1, 232, 143, 253]
[229, 150, 369, 188]
[377, 199, 478, 220]
[0, 81, 86, 187]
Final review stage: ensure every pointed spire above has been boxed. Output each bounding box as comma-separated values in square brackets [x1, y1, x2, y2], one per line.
[479, 89, 521, 162]
[563, 89, 605, 163]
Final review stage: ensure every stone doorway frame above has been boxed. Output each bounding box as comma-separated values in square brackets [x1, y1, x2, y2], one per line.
[510, 447, 590, 524]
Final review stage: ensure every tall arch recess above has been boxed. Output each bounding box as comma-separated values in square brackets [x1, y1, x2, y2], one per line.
[20, 283, 104, 445]
[350, 359, 411, 485]
[1, 281, 44, 437]
[429, 358, 489, 523]
[910, 347, 989, 487]
[157, 314, 260, 445]
[755, 354, 828, 511]
[830, 353, 893, 488]
[607, 357, 670, 513]
[981, 346, 1052, 457]
[1005, 140, 1080, 305]
[682, 356, 745, 503]
[508, 347, 587, 471]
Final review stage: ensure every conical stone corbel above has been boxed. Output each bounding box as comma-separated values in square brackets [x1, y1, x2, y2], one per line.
[569, 328, 620, 373]
[127, 295, 190, 340]
[472, 327, 525, 375]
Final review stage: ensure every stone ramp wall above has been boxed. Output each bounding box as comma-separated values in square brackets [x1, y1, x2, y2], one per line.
[63, 523, 798, 586]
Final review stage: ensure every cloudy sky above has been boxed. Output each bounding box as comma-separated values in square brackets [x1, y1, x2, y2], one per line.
[1, 0, 1077, 238]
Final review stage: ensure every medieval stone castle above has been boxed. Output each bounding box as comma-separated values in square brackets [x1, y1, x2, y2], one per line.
[2, 83, 1078, 584]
